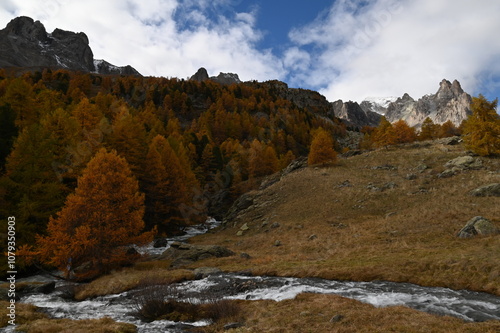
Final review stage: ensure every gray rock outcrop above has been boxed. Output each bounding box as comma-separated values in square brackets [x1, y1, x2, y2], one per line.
[457, 216, 499, 238]
[0, 16, 140, 75]
[384, 79, 472, 128]
[332, 100, 381, 128]
[189, 67, 240, 85]
[335, 79, 472, 129]
[470, 183, 500, 197]
[444, 156, 482, 170]
[159, 242, 235, 267]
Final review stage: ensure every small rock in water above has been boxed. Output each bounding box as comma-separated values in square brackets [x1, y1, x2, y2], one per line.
[153, 238, 168, 248]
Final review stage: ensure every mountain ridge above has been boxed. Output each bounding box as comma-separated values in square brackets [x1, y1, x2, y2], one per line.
[336, 79, 472, 128]
[0, 16, 473, 129]
[0, 16, 140, 75]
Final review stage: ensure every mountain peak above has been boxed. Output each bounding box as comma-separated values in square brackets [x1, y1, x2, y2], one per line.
[5, 16, 47, 42]
[336, 79, 472, 128]
[0, 16, 140, 75]
[189, 67, 240, 85]
[437, 79, 465, 99]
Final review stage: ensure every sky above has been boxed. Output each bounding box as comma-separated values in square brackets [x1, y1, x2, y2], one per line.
[1, 0, 500, 104]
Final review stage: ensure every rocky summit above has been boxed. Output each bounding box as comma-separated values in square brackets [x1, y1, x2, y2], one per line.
[190, 67, 241, 85]
[384, 79, 472, 127]
[0, 16, 140, 75]
[335, 79, 472, 128]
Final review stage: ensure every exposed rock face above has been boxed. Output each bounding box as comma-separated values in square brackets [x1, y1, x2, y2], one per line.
[384, 79, 472, 127]
[335, 80, 472, 128]
[0, 16, 140, 75]
[189, 67, 240, 85]
[190, 67, 209, 82]
[93, 59, 140, 76]
[332, 100, 381, 127]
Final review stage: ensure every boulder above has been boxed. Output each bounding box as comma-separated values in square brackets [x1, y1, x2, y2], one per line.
[437, 136, 462, 145]
[445, 156, 482, 170]
[159, 243, 235, 267]
[193, 267, 222, 279]
[281, 157, 307, 177]
[153, 238, 168, 248]
[224, 192, 256, 223]
[457, 216, 499, 238]
[470, 183, 500, 197]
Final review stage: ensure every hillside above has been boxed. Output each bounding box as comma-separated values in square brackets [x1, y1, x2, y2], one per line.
[190, 141, 500, 295]
[49, 140, 500, 332]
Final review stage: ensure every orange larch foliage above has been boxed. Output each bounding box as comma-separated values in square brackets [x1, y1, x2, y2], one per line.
[372, 117, 397, 148]
[393, 119, 417, 144]
[462, 95, 500, 156]
[308, 128, 337, 165]
[36, 148, 154, 278]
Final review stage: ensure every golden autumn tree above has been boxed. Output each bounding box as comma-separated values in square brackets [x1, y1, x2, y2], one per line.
[393, 119, 417, 144]
[36, 148, 154, 278]
[462, 95, 500, 156]
[143, 135, 194, 233]
[438, 120, 460, 138]
[372, 117, 397, 148]
[248, 139, 279, 178]
[418, 117, 438, 141]
[308, 127, 337, 165]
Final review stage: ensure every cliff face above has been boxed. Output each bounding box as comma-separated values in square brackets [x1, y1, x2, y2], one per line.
[384, 79, 472, 127]
[334, 79, 472, 128]
[332, 100, 382, 128]
[0, 16, 140, 75]
[190, 67, 241, 85]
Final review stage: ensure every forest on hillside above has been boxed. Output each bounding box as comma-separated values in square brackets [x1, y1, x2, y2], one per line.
[0, 68, 345, 269]
[1, 68, 498, 279]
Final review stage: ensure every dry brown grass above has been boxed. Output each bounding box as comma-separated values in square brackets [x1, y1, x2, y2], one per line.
[191, 142, 500, 295]
[74, 265, 194, 300]
[200, 293, 500, 333]
[0, 300, 47, 328]
[16, 317, 136, 333]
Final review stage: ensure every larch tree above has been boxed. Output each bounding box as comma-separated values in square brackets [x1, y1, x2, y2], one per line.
[462, 95, 500, 156]
[308, 128, 337, 165]
[249, 139, 279, 178]
[36, 148, 154, 278]
[143, 135, 193, 233]
[418, 117, 438, 141]
[393, 119, 417, 144]
[372, 117, 397, 148]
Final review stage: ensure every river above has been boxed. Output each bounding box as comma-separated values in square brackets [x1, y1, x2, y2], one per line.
[11, 218, 500, 332]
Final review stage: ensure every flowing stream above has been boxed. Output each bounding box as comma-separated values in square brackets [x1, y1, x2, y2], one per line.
[12, 218, 500, 332]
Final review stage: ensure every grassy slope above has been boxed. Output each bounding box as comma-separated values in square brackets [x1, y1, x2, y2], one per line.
[192, 142, 500, 295]
[7, 142, 499, 332]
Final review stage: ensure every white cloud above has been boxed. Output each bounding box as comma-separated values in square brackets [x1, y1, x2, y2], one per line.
[0, 0, 284, 81]
[287, 0, 500, 102]
[2, 0, 499, 103]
